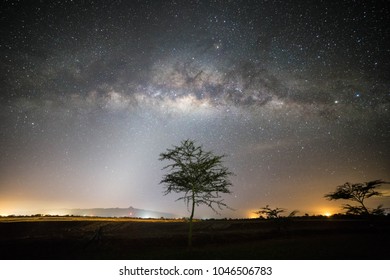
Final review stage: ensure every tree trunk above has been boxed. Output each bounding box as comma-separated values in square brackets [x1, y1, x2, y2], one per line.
[359, 200, 370, 215]
[188, 191, 196, 248]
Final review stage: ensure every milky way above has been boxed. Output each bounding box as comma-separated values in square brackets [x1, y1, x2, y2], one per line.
[1, 0, 389, 217]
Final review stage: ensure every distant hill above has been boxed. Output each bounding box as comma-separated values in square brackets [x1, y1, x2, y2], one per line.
[36, 206, 179, 218]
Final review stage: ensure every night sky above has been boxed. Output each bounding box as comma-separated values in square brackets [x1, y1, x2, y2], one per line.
[1, 0, 389, 218]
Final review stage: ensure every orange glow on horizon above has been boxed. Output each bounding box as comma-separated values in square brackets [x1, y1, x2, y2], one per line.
[247, 211, 259, 219]
[0, 198, 70, 216]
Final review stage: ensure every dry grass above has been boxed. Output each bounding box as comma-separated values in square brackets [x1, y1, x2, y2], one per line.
[1, 216, 389, 259]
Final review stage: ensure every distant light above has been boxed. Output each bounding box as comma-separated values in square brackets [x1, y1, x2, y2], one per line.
[334, 100, 339, 104]
[324, 212, 331, 217]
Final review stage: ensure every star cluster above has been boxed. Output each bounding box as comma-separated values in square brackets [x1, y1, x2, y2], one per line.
[0, 0, 389, 217]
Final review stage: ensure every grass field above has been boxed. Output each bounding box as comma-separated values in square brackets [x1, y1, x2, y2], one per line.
[1, 216, 389, 259]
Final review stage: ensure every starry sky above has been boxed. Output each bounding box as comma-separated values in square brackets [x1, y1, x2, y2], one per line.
[1, 0, 389, 218]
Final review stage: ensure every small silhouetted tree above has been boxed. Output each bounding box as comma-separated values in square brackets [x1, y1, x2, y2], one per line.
[159, 139, 233, 247]
[324, 180, 388, 215]
[254, 205, 298, 219]
[255, 205, 285, 219]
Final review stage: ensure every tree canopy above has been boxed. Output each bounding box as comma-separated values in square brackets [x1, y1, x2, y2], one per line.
[324, 179, 388, 215]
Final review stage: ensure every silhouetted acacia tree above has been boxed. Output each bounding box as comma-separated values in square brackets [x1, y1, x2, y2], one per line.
[255, 205, 285, 219]
[254, 205, 298, 219]
[324, 180, 388, 215]
[159, 139, 233, 247]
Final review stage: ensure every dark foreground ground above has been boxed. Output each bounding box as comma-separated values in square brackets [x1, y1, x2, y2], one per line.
[1, 216, 389, 259]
